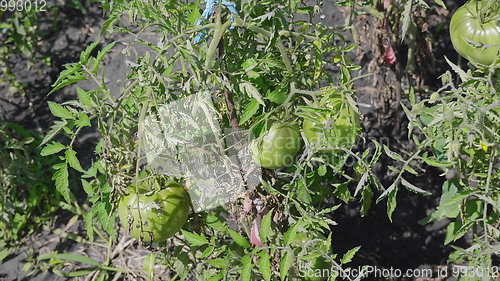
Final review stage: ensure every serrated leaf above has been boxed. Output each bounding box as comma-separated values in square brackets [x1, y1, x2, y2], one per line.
[422, 157, 454, 168]
[377, 181, 397, 203]
[41, 142, 66, 156]
[81, 179, 94, 196]
[181, 230, 209, 247]
[433, 180, 469, 220]
[39, 253, 99, 267]
[41, 121, 67, 147]
[283, 221, 300, 246]
[240, 82, 265, 105]
[0, 249, 12, 263]
[401, 178, 431, 195]
[333, 183, 352, 203]
[360, 186, 373, 217]
[258, 251, 272, 281]
[386, 187, 398, 222]
[75, 112, 91, 128]
[96, 42, 115, 63]
[53, 163, 71, 203]
[279, 248, 294, 281]
[76, 87, 95, 109]
[48, 102, 75, 119]
[83, 208, 94, 241]
[444, 221, 473, 245]
[260, 210, 273, 244]
[66, 148, 85, 172]
[444, 56, 468, 82]
[266, 88, 288, 104]
[52, 63, 80, 86]
[200, 245, 215, 259]
[205, 213, 226, 232]
[383, 145, 404, 162]
[239, 99, 260, 125]
[403, 164, 418, 175]
[206, 258, 228, 268]
[241, 255, 253, 281]
[49, 75, 88, 95]
[354, 173, 369, 197]
[80, 42, 99, 65]
[341, 246, 360, 264]
[228, 229, 251, 249]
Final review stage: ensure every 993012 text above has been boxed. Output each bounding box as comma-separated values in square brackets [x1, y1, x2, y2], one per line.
[0, 0, 47, 12]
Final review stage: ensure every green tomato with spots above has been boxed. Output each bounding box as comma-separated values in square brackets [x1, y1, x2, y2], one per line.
[450, 0, 500, 65]
[118, 181, 190, 243]
[252, 122, 302, 169]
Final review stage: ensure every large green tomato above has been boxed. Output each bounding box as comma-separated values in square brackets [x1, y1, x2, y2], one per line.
[303, 106, 360, 150]
[118, 181, 190, 243]
[450, 0, 500, 65]
[252, 122, 302, 169]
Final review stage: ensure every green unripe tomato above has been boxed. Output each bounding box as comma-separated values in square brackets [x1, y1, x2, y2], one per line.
[118, 181, 190, 243]
[252, 122, 302, 169]
[303, 108, 360, 150]
[450, 1, 500, 65]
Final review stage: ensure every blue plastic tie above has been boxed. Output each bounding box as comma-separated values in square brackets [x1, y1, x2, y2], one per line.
[193, 0, 239, 44]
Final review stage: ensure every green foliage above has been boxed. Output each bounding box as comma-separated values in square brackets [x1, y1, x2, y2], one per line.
[0, 122, 60, 246]
[37, 0, 484, 279]
[407, 61, 499, 272]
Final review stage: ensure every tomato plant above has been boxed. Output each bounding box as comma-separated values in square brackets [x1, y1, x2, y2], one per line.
[450, 0, 500, 65]
[118, 180, 191, 243]
[252, 122, 302, 169]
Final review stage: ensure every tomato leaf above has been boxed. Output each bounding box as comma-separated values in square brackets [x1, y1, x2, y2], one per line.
[227, 229, 251, 249]
[259, 210, 273, 244]
[360, 185, 373, 217]
[444, 221, 473, 245]
[341, 246, 361, 264]
[52, 163, 71, 203]
[279, 248, 294, 281]
[240, 82, 265, 105]
[444, 56, 468, 82]
[75, 112, 91, 128]
[266, 88, 288, 104]
[258, 251, 272, 281]
[40, 120, 67, 147]
[38, 253, 100, 267]
[181, 230, 209, 247]
[386, 186, 398, 222]
[65, 148, 85, 172]
[401, 177, 432, 196]
[76, 87, 95, 109]
[41, 142, 66, 156]
[239, 98, 260, 125]
[48, 102, 75, 119]
[240, 254, 253, 281]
